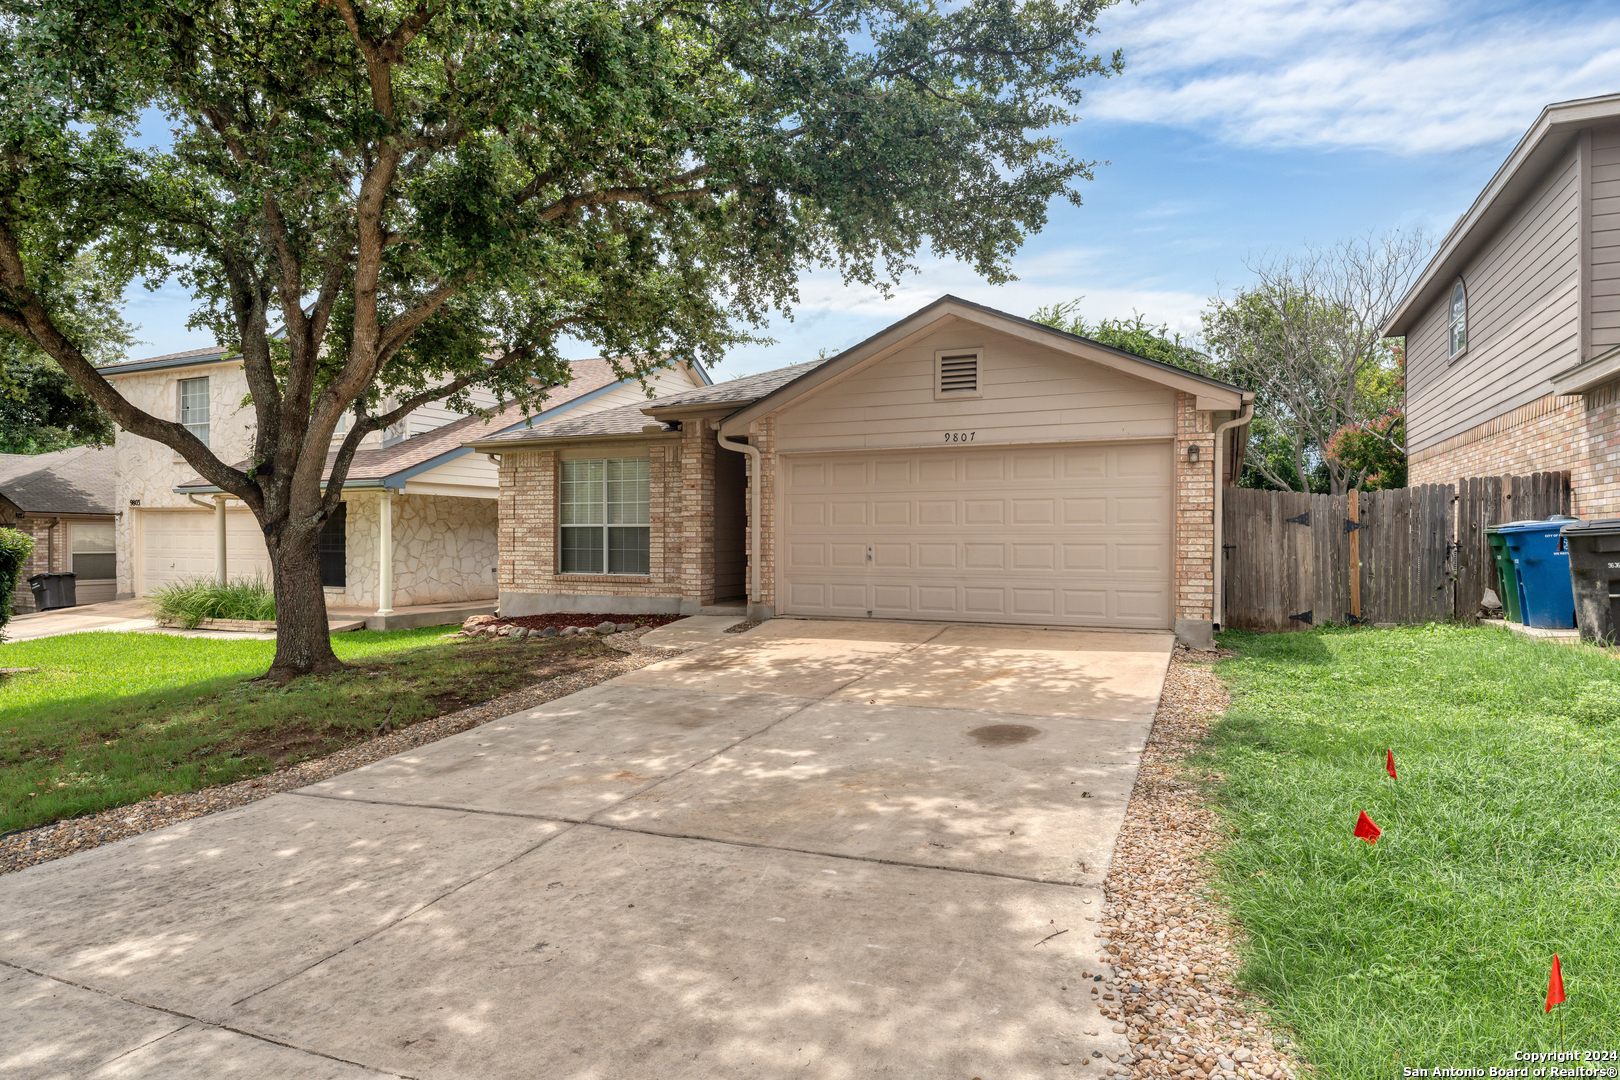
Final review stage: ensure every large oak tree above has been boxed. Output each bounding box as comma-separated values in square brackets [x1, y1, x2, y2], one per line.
[0, 0, 1122, 679]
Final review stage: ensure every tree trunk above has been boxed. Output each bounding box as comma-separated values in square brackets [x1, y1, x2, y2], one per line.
[264, 521, 342, 682]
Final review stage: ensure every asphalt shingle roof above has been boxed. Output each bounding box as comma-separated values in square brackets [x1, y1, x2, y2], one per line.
[0, 445, 115, 515]
[176, 357, 625, 489]
[477, 358, 828, 444]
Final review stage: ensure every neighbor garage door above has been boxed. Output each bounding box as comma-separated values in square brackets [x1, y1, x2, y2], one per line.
[137, 509, 273, 596]
[779, 442, 1172, 629]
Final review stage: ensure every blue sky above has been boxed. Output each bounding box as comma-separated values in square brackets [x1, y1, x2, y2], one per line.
[123, 0, 1620, 380]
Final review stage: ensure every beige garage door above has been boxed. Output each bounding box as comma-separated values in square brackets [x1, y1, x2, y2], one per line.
[780, 442, 1173, 629]
[137, 510, 273, 596]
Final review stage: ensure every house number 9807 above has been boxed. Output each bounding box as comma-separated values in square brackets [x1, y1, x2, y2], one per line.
[942, 431, 976, 442]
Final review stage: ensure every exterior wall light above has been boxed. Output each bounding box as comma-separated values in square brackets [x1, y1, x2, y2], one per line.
[1187, 444, 1200, 465]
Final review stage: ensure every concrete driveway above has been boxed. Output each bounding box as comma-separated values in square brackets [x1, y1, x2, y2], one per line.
[1, 618, 1172, 1080]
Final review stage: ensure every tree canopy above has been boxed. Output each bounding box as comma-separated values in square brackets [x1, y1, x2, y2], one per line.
[1030, 299, 1212, 374]
[0, 0, 1124, 676]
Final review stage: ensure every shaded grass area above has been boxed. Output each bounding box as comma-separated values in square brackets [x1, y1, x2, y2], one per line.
[1204, 625, 1620, 1074]
[0, 629, 608, 834]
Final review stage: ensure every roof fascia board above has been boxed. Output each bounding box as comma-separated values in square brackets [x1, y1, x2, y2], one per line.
[1385, 93, 1620, 337]
[100, 354, 234, 377]
[468, 431, 680, 452]
[720, 301, 1241, 435]
[1550, 343, 1620, 394]
[639, 402, 745, 421]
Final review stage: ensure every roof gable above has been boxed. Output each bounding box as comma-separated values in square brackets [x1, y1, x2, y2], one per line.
[718, 296, 1244, 434]
[1386, 92, 1620, 337]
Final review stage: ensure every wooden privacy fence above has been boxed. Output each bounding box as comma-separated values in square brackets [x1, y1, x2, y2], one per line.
[1222, 472, 1572, 632]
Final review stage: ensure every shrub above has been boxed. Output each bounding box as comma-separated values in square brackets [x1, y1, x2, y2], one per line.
[152, 575, 277, 628]
[0, 526, 37, 641]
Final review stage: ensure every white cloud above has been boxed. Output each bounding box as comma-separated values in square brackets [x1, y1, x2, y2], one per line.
[1087, 0, 1620, 153]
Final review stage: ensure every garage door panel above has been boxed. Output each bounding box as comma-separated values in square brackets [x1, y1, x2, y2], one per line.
[964, 501, 1004, 525]
[1010, 499, 1055, 525]
[1116, 496, 1166, 525]
[873, 459, 911, 484]
[830, 544, 866, 568]
[1062, 589, 1108, 618]
[139, 510, 273, 597]
[780, 443, 1172, 629]
[1010, 589, 1057, 616]
[964, 457, 1003, 481]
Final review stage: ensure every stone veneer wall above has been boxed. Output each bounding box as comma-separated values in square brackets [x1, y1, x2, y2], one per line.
[1175, 392, 1216, 632]
[1409, 384, 1620, 518]
[496, 433, 690, 611]
[342, 492, 499, 608]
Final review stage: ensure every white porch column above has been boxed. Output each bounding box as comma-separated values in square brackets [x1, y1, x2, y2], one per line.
[213, 495, 227, 585]
[376, 491, 395, 617]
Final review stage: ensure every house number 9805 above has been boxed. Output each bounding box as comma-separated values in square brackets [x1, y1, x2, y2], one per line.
[942, 431, 976, 442]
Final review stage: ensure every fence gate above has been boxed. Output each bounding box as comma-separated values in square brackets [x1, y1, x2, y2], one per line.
[1221, 472, 1570, 632]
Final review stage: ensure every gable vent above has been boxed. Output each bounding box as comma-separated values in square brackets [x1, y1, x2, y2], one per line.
[938, 353, 979, 394]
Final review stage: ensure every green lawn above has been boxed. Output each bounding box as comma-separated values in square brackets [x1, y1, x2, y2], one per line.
[0, 628, 607, 834]
[1205, 625, 1620, 1074]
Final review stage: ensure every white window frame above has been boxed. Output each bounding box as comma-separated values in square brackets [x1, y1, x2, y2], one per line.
[178, 376, 210, 447]
[70, 522, 116, 581]
[1448, 280, 1468, 361]
[559, 457, 651, 576]
[934, 347, 984, 400]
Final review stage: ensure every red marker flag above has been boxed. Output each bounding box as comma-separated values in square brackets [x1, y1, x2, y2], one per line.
[1547, 954, 1566, 1013]
[1353, 811, 1382, 844]
[1386, 749, 1398, 780]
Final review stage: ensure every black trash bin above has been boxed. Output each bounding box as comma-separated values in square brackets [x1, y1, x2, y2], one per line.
[1561, 519, 1620, 645]
[27, 571, 77, 611]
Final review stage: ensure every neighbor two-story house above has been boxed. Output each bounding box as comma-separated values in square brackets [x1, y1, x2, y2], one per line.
[1389, 92, 1620, 516]
[96, 347, 708, 624]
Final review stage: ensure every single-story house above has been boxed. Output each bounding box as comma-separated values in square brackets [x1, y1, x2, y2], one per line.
[471, 296, 1253, 646]
[1389, 92, 1620, 515]
[95, 347, 708, 621]
[0, 445, 117, 613]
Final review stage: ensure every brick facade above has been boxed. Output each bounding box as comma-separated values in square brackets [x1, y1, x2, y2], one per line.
[1409, 382, 1620, 518]
[752, 416, 777, 610]
[1174, 392, 1216, 629]
[8, 518, 61, 614]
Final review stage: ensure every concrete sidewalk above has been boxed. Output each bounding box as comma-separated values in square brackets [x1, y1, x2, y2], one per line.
[2, 618, 1172, 1079]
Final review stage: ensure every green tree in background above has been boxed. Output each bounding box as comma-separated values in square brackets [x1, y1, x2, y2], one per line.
[1202, 232, 1427, 494]
[1030, 299, 1212, 373]
[0, 0, 1125, 679]
[0, 253, 123, 453]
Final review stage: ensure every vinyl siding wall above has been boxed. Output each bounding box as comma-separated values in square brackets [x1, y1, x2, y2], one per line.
[1589, 125, 1620, 353]
[772, 324, 1175, 453]
[1406, 147, 1582, 455]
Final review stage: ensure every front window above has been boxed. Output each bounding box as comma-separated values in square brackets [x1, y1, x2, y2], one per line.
[1448, 281, 1467, 358]
[179, 377, 210, 446]
[560, 458, 650, 575]
[319, 503, 347, 588]
[71, 523, 115, 580]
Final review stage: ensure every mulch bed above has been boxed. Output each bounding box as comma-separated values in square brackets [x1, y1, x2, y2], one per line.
[1099, 644, 1305, 1080]
[497, 612, 684, 631]
[0, 628, 680, 877]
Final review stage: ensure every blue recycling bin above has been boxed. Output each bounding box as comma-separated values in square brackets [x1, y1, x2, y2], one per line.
[1495, 517, 1578, 629]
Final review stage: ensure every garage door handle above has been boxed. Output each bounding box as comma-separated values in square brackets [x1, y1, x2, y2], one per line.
[867, 546, 872, 562]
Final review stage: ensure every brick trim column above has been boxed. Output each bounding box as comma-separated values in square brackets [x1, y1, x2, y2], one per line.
[1174, 393, 1216, 646]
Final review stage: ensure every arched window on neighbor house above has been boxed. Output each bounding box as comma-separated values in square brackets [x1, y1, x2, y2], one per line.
[1449, 281, 1468, 359]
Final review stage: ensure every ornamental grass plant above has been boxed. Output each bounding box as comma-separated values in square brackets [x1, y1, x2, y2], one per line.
[151, 575, 277, 627]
